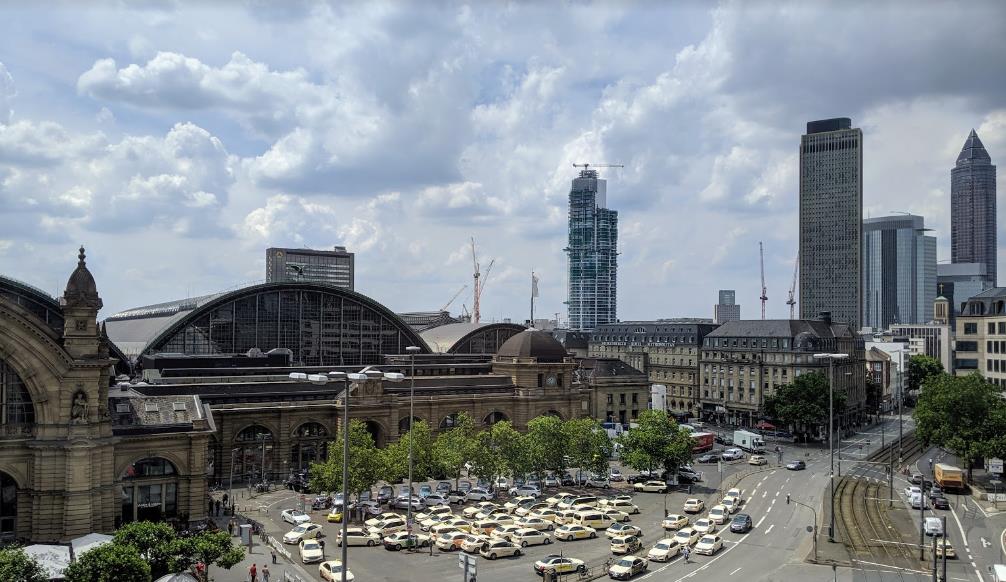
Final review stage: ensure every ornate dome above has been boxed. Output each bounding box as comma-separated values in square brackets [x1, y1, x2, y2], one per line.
[61, 246, 102, 310]
[496, 329, 568, 363]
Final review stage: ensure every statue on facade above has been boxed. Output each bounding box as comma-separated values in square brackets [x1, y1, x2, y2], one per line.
[71, 390, 89, 424]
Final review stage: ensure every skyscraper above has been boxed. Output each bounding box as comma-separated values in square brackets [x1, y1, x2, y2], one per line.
[714, 289, 741, 323]
[799, 117, 863, 329]
[862, 214, 936, 329]
[951, 129, 997, 286]
[266, 246, 355, 289]
[566, 168, 618, 331]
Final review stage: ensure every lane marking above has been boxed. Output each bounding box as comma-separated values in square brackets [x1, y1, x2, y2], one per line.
[755, 516, 766, 527]
[949, 505, 969, 548]
[762, 491, 767, 499]
[764, 524, 774, 534]
[729, 567, 742, 575]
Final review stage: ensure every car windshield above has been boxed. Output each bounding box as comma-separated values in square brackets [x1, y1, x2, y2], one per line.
[617, 559, 634, 567]
[700, 536, 715, 543]
[655, 542, 670, 550]
[303, 541, 320, 549]
[292, 526, 306, 532]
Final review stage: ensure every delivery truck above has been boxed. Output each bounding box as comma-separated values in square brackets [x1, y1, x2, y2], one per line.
[934, 463, 965, 491]
[691, 432, 715, 454]
[733, 430, 766, 453]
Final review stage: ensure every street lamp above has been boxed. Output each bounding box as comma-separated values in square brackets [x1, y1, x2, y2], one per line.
[404, 345, 422, 537]
[814, 352, 848, 543]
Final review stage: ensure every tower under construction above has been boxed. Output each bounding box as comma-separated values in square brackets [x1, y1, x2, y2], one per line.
[565, 167, 618, 331]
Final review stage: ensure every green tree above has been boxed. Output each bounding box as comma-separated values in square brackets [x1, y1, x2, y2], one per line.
[171, 531, 245, 582]
[64, 542, 150, 582]
[914, 373, 1002, 477]
[381, 419, 438, 483]
[906, 354, 944, 392]
[433, 411, 477, 487]
[564, 417, 613, 476]
[113, 521, 178, 579]
[469, 420, 526, 483]
[764, 372, 846, 438]
[616, 409, 692, 475]
[309, 419, 381, 496]
[0, 547, 47, 582]
[526, 415, 569, 478]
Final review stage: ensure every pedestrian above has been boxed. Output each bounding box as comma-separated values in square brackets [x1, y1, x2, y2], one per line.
[929, 458, 934, 469]
[261, 564, 270, 582]
[319, 538, 325, 554]
[249, 563, 257, 582]
[228, 518, 234, 536]
[208, 498, 213, 515]
[682, 546, 690, 563]
[215, 499, 222, 516]
[271, 548, 277, 564]
[223, 492, 229, 507]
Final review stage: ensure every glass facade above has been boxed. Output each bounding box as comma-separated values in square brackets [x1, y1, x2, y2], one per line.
[149, 286, 427, 366]
[233, 425, 274, 482]
[862, 215, 936, 328]
[567, 169, 618, 331]
[289, 422, 328, 473]
[0, 360, 35, 431]
[951, 130, 997, 286]
[120, 458, 178, 525]
[0, 275, 64, 334]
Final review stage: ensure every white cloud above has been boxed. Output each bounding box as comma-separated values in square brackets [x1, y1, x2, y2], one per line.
[0, 61, 14, 124]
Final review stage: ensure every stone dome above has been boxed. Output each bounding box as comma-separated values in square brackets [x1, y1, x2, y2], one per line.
[496, 329, 568, 363]
[61, 246, 103, 310]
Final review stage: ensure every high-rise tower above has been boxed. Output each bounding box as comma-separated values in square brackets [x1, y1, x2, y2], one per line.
[862, 214, 936, 329]
[951, 129, 997, 286]
[566, 168, 618, 331]
[799, 117, 863, 329]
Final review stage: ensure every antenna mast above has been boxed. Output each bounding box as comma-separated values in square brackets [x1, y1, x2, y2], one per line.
[759, 242, 768, 320]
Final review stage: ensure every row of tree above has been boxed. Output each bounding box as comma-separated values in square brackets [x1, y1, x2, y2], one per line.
[0, 521, 245, 582]
[308, 413, 617, 496]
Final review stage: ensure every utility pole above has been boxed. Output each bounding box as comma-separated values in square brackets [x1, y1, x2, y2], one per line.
[919, 477, 927, 560]
[941, 515, 948, 581]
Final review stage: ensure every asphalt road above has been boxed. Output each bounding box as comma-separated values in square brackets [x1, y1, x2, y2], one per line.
[241, 415, 985, 582]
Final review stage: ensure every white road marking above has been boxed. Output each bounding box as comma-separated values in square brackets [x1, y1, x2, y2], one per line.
[755, 516, 766, 527]
[762, 491, 767, 499]
[668, 531, 751, 582]
[764, 524, 774, 534]
[729, 567, 742, 575]
[949, 505, 969, 548]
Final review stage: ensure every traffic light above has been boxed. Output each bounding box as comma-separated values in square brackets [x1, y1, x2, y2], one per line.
[786, 493, 791, 505]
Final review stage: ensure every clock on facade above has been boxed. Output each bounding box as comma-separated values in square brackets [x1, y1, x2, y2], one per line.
[545, 375, 557, 386]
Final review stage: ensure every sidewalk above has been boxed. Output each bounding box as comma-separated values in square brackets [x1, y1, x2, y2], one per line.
[204, 514, 318, 582]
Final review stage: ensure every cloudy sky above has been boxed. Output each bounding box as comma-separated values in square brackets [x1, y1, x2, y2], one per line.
[1, 1, 1004, 323]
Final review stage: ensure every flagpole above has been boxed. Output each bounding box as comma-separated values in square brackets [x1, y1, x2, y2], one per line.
[530, 269, 535, 326]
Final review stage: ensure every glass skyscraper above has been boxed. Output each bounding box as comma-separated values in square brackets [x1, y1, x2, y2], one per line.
[799, 118, 863, 329]
[566, 168, 618, 331]
[951, 129, 997, 286]
[862, 214, 936, 329]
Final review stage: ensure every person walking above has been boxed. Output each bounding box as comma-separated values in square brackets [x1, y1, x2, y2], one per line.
[682, 546, 690, 563]
[270, 548, 277, 564]
[248, 563, 257, 582]
[215, 499, 222, 516]
[228, 518, 235, 536]
[261, 564, 270, 582]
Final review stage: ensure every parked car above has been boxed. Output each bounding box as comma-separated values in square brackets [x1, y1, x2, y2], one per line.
[584, 475, 610, 488]
[609, 534, 642, 555]
[300, 539, 325, 563]
[423, 493, 449, 507]
[682, 499, 705, 514]
[533, 556, 586, 576]
[678, 467, 702, 482]
[418, 484, 433, 498]
[694, 534, 723, 555]
[284, 523, 323, 544]
[609, 468, 624, 482]
[513, 527, 553, 547]
[377, 486, 394, 504]
[555, 524, 597, 541]
[661, 514, 688, 531]
[335, 527, 381, 547]
[721, 448, 744, 461]
[672, 527, 701, 547]
[434, 531, 468, 551]
[605, 523, 642, 539]
[391, 495, 423, 510]
[748, 455, 768, 466]
[646, 538, 681, 562]
[543, 474, 560, 488]
[467, 488, 495, 502]
[561, 473, 575, 486]
[509, 485, 541, 498]
[383, 531, 430, 551]
[708, 505, 729, 525]
[785, 460, 806, 471]
[281, 509, 311, 525]
[312, 495, 333, 510]
[633, 480, 668, 493]
[608, 555, 647, 580]
[436, 481, 451, 494]
[730, 514, 753, 533]
[447, 490, 467, 504]
[458, 481, 473, 493]
[697, 453, 721, 464]
[481, 538, 522, 559]
[318, 560, 354, 582]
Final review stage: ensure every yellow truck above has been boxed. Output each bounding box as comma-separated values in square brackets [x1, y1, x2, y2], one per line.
[934, 463, 965, 491]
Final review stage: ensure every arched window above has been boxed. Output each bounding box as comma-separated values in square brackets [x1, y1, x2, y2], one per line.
[233, 425, 275, 483]
[483, 411, 509, 426]
[290, 422, 328, 475]
[0, 360, 35, 433]
[399, 416, 422, 435]
[120, 458, 178, 525]
[439, 413, 461, 430]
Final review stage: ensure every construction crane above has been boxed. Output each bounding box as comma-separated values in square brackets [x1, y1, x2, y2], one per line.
[786, 255, 799, 320]
[573, 163, 624, 173]
[471, 237, 496, 324]
[759, 242, 768, 320]
[440, 285, 467, 313]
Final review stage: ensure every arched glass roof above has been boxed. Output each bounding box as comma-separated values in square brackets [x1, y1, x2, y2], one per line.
[108, 282, 430, 366]
[0, 275, 64, 333]
[420, 322, 526, 354]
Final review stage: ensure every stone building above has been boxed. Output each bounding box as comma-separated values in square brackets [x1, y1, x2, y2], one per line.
[698, 315, 866, 431]
[0, 251, 212, 542]
[953, 288, 1006, 386]
[587, 320, 719, 419]
[574, 358, 649, 425]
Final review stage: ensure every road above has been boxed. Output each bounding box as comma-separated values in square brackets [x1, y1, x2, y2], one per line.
[236, 415, 985, 582]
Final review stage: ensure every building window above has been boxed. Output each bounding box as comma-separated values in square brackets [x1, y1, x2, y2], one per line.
[619, 394, 626, 405]
[632, 393, 638, 404]
[964, 323, 978, 335]
[537, 374, 543, 387]
[120, 458, 179, 525]
[606, 394, 613, 404]
[990, 323, 997, 334]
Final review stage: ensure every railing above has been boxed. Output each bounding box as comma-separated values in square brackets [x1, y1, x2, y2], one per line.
[0, 424, 35, 439]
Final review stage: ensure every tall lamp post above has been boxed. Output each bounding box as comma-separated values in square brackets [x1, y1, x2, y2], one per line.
[405, 346, 422, 535]
[814, 352, 848, 543]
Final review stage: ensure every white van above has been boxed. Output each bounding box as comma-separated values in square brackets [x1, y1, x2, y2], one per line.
[574, 510, 615, 530]
[924, 517, 943, 536]
[910, 493, 923, 509]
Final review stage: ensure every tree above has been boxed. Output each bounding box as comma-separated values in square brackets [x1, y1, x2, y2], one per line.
[617, 409, 692, 475]
[469, 420, 526, 483]
[381, 419, 438, 483]
[64, 542, 150, 582]
[525, 415, 569, 478]
[564, 417, 613, 476]
[906, 354, 944, 393]
[764, 372, 846, 439]
[914, 373, 1002, 477]
[310, 419, 381, 496]
[171, 531, 245, 582]
[0, 547, 47, 582]
[113, 521, 179, 579]
[433, 411, 477, 487]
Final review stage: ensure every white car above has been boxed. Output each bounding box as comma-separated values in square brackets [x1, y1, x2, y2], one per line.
[546, 492, 575, 506]
[602, 508, 631, 523]
[693, 518, 716, 534]
[423, 493, 449, 507]
[281, 508, 311, 525]
[726, 488, 745, 502]
[319, 560, 354, 582]
[683, 498, 705, 514]
[467, 488, 494, 502]
[662, 514, 689, 530]
[610, 534, 643, 555]
[283, 523, 323, 544]
[516, 516, 555, 531]
[505, 496, 536, 513]
[509, 484, 541, 497]
[721, 496, 741, 514]
[606, 522, 643, 539]
[512, 527, 553, 547]
[416, 505, 453, 522]
[431, 518, 472, 535]
[463, 502, 498, 519]
[533, 556, 586, 576]
[584, 476, 610, 488]
[481, 538, 522, 559]
[673, 527, 701, 547]
[904, 485, 922, 498]
[647, 538, 681, 562]
[490, 524, 523, 542]
[748, 455, 768, 465]
[299, 539, 325, 563]
[633, 480, 668, 493]
[365, 512, 403, 527]
[708, 505, 728, 525]
[608, 555, 648, 579]
[335, 527, 381, 547]
[367, 519, 407, 537]
[460, 533, 490, 553]
[604, 499, 641, 515]
[435, 530, 467, 551]
[694, 534, 723, 555]
[555, 524, 597, 541]
[383, 531, 431, 551]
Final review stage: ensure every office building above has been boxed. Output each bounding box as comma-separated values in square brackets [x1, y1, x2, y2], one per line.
[937, 262, 991, 326]
[566, 168, 618, 331]
[862, 215, 936, 328]
[799, 117, 863, 329]
[266, 246, 354, 289]
[714, 289, 741, 324]
[587, 319, 719, 419]
[954, 288, 1006, 386]
[951, 129, 997, 286]
[699, 314, 866, 431]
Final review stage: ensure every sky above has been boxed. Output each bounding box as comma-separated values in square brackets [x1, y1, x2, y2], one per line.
[1, 0, 1004, 324]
